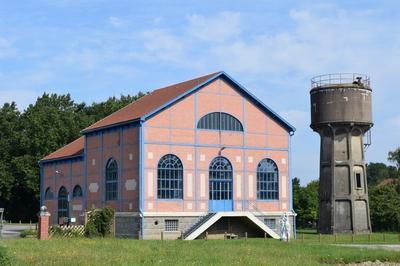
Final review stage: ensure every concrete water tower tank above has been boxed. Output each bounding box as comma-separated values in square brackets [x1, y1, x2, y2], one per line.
[310, 73, 373, 234]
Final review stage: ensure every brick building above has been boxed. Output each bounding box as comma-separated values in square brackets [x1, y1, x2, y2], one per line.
[40, 72, 296, 239]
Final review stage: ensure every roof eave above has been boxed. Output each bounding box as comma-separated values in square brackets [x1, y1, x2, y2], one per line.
[142, 71, 296, 134]
[39, 154, 84, 164]
[81, 118, 141, 134]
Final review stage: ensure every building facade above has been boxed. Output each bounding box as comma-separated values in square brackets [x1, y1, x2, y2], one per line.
[40, 72, 296, 239]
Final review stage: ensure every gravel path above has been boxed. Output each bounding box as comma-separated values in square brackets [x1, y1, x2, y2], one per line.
[338, 244, 400, 252]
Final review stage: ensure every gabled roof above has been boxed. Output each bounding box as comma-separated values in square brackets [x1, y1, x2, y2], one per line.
[82, 72, 220, 133]
[40, 136, 84, 163]
[42, 71, 295, 162]
[82, 71, 295, 133]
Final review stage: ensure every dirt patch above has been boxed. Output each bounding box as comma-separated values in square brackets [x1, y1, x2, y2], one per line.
[343, 261, 400, 266]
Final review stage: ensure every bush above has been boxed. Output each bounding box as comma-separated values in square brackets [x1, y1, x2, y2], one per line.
[50, 225, 63, 237]
[20, 229, 37, 238]
[84, 206, 114, 238]
[0, 246, 12, 266]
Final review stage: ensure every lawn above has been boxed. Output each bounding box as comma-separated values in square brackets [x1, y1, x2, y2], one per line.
[1, 237, 400, 265]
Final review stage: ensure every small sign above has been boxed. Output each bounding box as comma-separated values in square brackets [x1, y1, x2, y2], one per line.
[70, 217, 76, 223]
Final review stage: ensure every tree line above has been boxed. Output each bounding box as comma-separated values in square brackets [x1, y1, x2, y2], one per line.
[1, 91, 399, 232]
[0, 92, 145, 222]
[293, 150, 400, 232]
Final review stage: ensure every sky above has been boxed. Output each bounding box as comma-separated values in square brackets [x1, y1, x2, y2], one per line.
[0, 1, 399, 185]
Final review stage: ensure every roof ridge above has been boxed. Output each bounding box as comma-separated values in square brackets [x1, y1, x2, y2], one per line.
[82, 71, 221, 133]
[150, 71, 221, 93]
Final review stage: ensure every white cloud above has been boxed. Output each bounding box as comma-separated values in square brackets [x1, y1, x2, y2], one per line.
[0, 89, 41, 110]
[0, 37, 18, 59]
[108, 16, 124, 27]
[186, 11, 241, 43]
[141, 29, 184, 63]
[280, 109, 309, 129]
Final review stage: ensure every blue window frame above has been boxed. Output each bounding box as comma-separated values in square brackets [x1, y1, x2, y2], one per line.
[209, 156, 233, 200]
[257, 158, 279, 200]
[73, 185, 83, 198]
[157, 154, 183, 199]
[197, 112, 243, 131]
[45, 187, 53, 200]
[105, 159, 118, 201]
[58, 186, 69, 219]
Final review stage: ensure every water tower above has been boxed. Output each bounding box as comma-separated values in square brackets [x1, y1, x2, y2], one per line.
[310, 73, 373, 234]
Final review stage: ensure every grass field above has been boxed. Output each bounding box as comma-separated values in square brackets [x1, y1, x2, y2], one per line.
[1, 237, 400, 265]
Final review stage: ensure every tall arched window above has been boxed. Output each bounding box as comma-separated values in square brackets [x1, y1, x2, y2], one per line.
[209, 156, 233, 201]
[157, 154, 183, 199]
[58, 186, 69, 219]
[73, 185, 83, 198]
[197, 112, 243, 131]
[105, 159, 118, 201]
[257, 158, 279, 200]
[45, 187, 53, 200]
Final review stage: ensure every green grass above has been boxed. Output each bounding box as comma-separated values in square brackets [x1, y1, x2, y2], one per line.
[296, 229, 400, 244]
[1, 238, 400, 265]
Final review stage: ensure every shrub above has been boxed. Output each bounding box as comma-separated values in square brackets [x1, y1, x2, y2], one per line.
[20, 229, 37, 238]
[0, 246, 12, 266]
[50, 225, 64, 237]
[84, 206, 114, 238]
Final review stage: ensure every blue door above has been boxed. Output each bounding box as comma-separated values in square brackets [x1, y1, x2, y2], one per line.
[208, 157, 233, 212]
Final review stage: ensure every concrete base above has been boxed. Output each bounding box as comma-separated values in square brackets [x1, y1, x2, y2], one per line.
[113, 211, 296, 240]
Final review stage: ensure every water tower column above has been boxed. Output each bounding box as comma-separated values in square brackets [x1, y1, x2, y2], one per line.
[310, 73, 372, 234]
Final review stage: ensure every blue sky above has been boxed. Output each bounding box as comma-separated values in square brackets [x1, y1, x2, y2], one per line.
[1, 1, 399, 184]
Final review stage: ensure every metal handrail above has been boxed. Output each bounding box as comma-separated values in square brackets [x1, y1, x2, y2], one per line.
[247, 200, 265, 218]
[311, 73, 370, 88]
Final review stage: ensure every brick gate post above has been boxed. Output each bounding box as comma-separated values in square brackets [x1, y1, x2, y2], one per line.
[38, 206, 51, 240]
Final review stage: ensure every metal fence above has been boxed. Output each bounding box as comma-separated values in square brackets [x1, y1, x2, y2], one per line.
[311, 73, 370, 88]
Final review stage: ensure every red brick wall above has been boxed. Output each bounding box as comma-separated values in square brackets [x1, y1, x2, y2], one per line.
[143, 78, 290, 213]
[85, 125, 139, 213]
[42, 159, 84, 224]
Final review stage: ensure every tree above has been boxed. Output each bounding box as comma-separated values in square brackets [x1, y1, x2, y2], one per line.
[0, 103, 22, 201]
[293, 178, 319, 228]
[388, 147, 400, 169]
[367, 163, 390, 186]
[369, 183, 400, 232]
[0, 92, 145, 222]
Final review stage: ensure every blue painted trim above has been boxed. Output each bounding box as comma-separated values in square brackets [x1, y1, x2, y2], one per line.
[39, 163, 43, 207]
[101, 131, 104, 206]
[81, 119, 140, 134]
[288, 133, 296, 239]
[144, 141, 289, 152]
[242, 95, 247, 210]
[194, 93, 198, 211]
[40, 154, 84, 164]
[83, 136, 87, 211]
[141, 72, 296, 133]
[119, 127, 124, 211]
[289, 134, 293, 210]
[139, 120, 145, 239]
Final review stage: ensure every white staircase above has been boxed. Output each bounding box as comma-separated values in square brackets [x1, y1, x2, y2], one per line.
[184, 211, 279, 240]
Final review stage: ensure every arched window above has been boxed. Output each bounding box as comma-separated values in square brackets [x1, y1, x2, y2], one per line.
[257, 159, 279, 200]
[73, 185, 83, 198]
[157, 154, 183, 199]
[58, 186, 69, 219]
[209, 156, 233, 200]
[197, 112, 243, 131]
[44, 187, 53, 200]
[105, 159, 118, 201]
